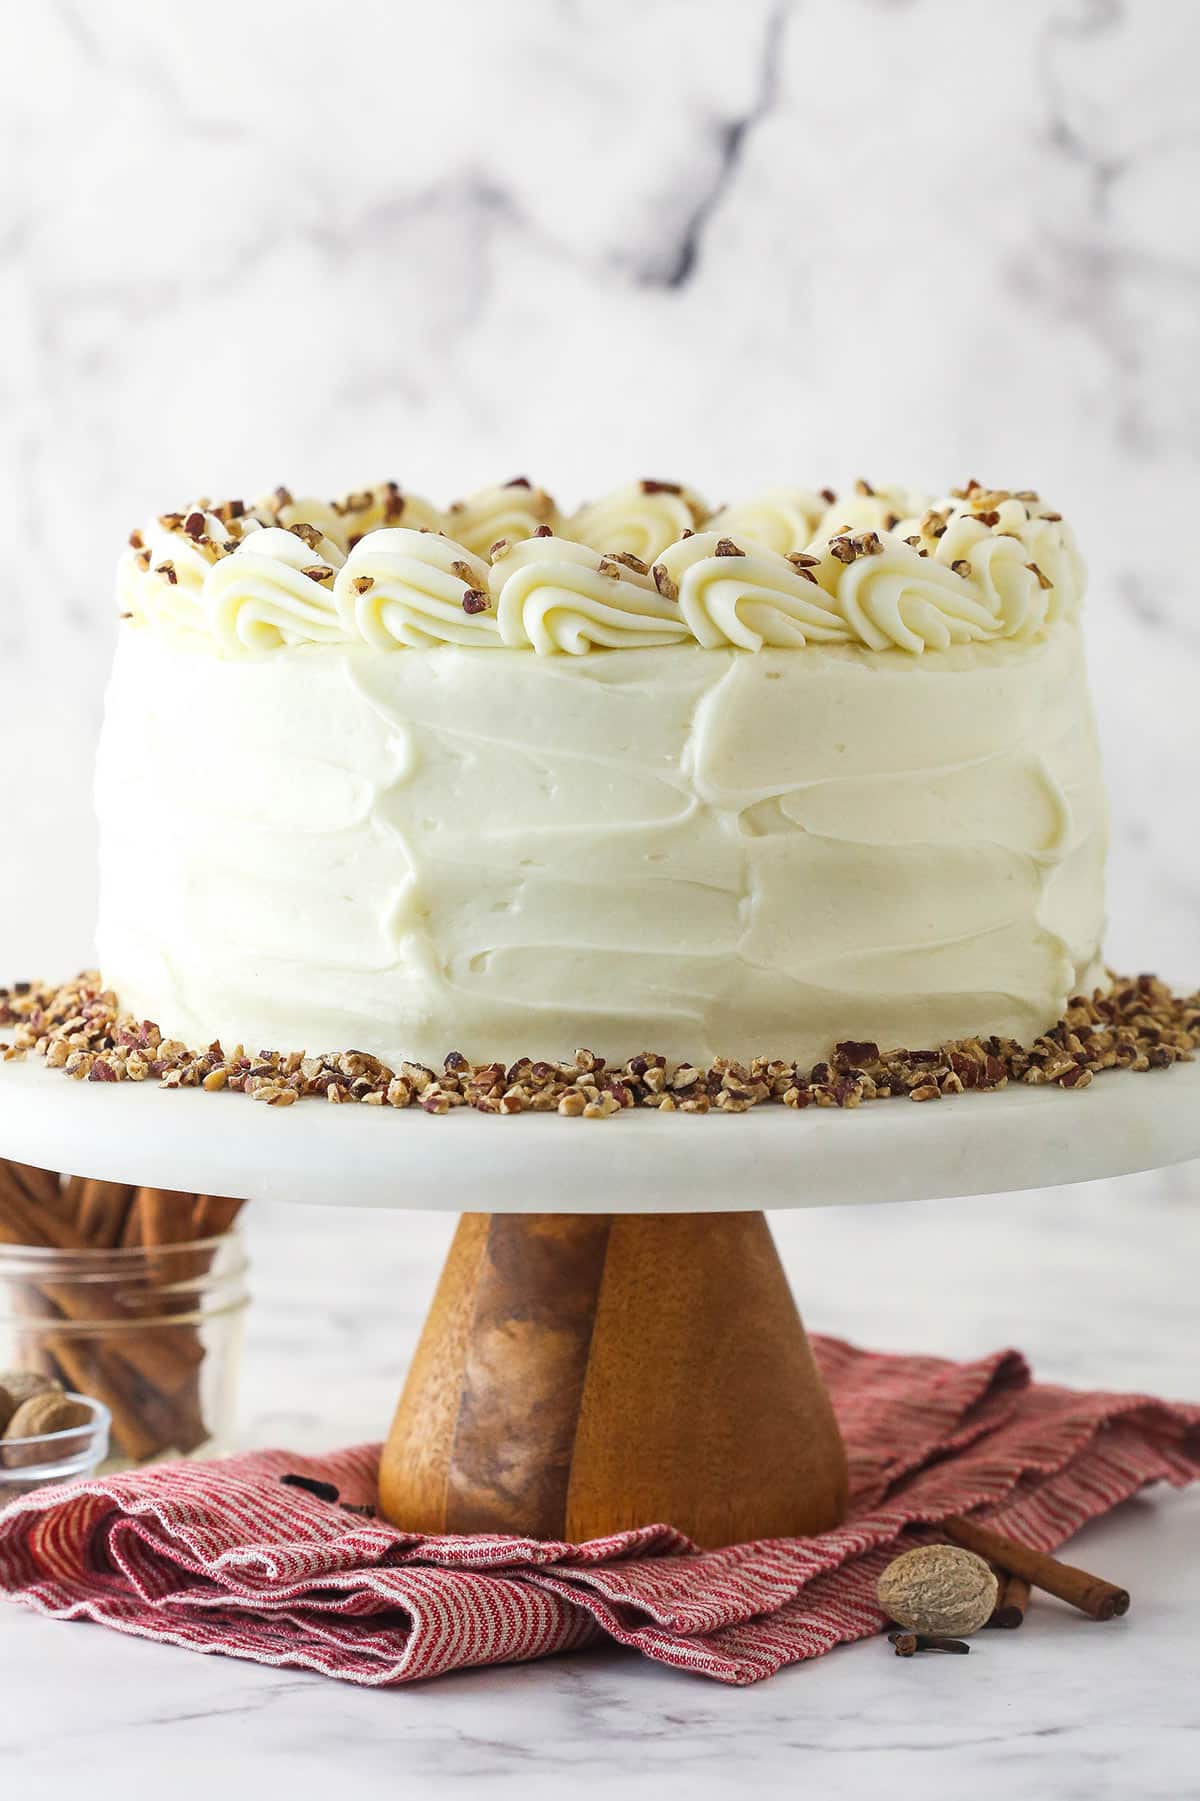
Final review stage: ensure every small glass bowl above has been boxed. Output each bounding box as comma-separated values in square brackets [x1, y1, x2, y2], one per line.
[0, 1392, 111, 1504]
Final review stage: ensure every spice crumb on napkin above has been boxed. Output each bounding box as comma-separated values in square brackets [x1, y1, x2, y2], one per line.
[1, 1336, 1196, 1688]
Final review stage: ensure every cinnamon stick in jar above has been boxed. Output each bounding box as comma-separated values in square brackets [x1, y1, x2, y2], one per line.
[191, 1195, 245, 1238]
[0, 1161, 237, 1463]
[0, 1167, 203, 1388]
[77, 1180, 136, 1249]
[136, 1189, 199, 1248]
[3, 1162, 63, 1214]
[943, 1516, 1129, 1621]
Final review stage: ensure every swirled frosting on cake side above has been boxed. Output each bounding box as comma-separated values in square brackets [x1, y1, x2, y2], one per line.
[117, 479, 1086, 657]
[95, 625, 1108, 1069]
[98, 473, 1105, 1073]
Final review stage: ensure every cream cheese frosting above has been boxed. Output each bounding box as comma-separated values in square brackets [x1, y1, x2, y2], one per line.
[567, 479, 705, 564]
[95, 632, 1107, 1068]
[117, 479, 1086, 660]
[489, 535, 689, 652]
[705, 486, 830, 556]
[100, 475, 1106, 1069]
[335, 529, 496, 649]
[654, 531, 853, 650]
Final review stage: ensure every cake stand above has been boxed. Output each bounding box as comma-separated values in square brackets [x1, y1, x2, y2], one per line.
[2, 1057, 1198, 1547]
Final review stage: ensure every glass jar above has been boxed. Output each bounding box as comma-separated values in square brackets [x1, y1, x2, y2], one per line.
[0, 1392, 110, 1503]
[0, 1234, 249, 1468]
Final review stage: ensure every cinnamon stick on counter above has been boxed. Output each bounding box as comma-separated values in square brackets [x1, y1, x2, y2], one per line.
[943, 1516, 1130, 1621]
[987, 1570, 1032, 1629]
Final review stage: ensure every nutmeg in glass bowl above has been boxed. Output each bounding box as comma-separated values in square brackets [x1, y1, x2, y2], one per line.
[0, 1387, 110, 1503]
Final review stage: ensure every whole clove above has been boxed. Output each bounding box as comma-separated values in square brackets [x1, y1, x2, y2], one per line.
[280, 1472, 376, 1517]
[281, 1472, 341, 1504]
[889, 1630, 970, 1656]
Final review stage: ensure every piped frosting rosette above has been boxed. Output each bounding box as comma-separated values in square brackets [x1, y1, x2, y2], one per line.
[445, 480, 560, 557]
[334, 529, 498, 648]
[705, 487, 829, 558]
[118, 478, 1087, 658]
[652, 532, 853, 650]
[489, 536, 690, 654]
[204, 526, 349, 653]
[568, 480, 706, 564]
[263, 484, 444, 553]
[118, 506, 264, 635]
[815, 481, 931, 541]
[896, 493, 1086, 637]
[805, 531, 1013, 654]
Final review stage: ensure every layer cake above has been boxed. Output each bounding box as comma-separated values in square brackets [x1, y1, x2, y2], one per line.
[96, 478, 1106, 1068]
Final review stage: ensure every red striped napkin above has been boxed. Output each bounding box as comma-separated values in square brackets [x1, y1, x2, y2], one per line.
[1, 1336, 1197, 1686]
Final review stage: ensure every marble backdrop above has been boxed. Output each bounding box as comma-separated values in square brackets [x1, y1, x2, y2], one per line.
[1, 0, 1197, 979]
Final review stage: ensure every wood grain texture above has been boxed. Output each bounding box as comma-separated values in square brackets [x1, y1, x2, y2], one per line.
[378, 1213, 490, 1531]
[446, 1215, 612, 1536]
[566, 1211, 847, 1544]
[379, 1210, 848, 1548]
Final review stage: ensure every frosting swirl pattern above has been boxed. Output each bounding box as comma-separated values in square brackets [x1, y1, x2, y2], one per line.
[261, 483, 445, 553]
[815, 481, 931, 541]
[654, 532, 853, 650]
[489, 536, 689, 653]
[807, 532, 1004, 654]
[117, 506, 265, 636]
[926, 497, 1083, 630]
[568, 480, 704, 564]
[446, 480, 559, 557]
[706, 487, 829, 557]
[205, 526, 349, 653]
[119, 478, 1086, 658]
[334, 529, 498, 649]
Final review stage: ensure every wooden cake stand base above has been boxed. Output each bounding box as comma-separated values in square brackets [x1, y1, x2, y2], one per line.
[378, 1211, 848, 1546]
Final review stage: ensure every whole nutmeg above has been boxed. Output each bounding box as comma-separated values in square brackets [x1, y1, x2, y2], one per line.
[877, 1545, 998, 1638]
[2, 1391, 92, 1469]
[0, 1369, 62, 1410]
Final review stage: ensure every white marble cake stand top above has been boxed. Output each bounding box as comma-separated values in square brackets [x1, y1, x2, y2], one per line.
[0, 1053, 1196, 1212]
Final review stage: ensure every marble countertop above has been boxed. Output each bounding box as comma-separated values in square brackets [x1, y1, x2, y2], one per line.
[2, 1164, 1197, 1800]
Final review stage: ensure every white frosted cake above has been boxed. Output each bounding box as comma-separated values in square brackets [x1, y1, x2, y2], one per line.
[95, 477, 1107, 1068]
